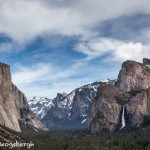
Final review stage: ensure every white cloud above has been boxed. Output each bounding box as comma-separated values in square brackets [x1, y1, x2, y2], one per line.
[0, 40, 23, 52]
[11, 61, 87, 98]
[12, 63, 53, 85]
[2, 0, 150, 98]
[0, 42, 13, 52]
[0, 0, 150, 43]
[75, 38, 150, 62]
[19, 80, 88, 99]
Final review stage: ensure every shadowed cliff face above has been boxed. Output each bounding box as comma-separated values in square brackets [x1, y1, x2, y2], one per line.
[89, 84, 130, 132]
[126, 87, 150, 126]
[0, 62, 48, 132]
[89, 58, 150, 133]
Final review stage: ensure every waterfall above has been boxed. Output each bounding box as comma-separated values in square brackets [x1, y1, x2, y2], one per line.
[120, 106, 125, 129]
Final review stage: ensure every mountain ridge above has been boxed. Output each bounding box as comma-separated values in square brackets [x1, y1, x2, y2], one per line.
[29, 79, 116, 129]
[28, 58, 150, 132]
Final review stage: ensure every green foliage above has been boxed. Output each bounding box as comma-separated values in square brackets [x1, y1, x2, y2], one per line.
[142, 116, 150, 127]
[128, 88, 143, 96]
[115, 95, 130, 105]
[1, 122, 150, 150]
[8, 126, 150, 150]
[95, 111, 105, 119]
[115, 88, 143, 105]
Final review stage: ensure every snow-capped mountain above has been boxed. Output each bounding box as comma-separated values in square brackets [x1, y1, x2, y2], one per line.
[28, 97, 54, 119]
[28, 79, 116, 129]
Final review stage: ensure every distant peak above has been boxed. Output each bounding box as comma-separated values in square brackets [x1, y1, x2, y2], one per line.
[143, 58, 150, 65]
[100, 79, 110, 83]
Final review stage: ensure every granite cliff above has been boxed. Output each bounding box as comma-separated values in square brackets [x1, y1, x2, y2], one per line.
[0, 62, 48, 132]
[116, 58, 150, 91]
[89, 58, 150, 133]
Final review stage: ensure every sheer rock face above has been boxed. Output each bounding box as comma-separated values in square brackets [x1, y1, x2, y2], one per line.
[89, 84, 150, 133]
[89, 58, 150, 133]
[116, 58, 150, 91]
[126, 87, 150, 126]
[0, 62, 48, 132]
[89, 84, 129, 133]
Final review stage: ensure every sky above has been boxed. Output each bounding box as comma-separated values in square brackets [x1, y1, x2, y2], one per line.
[0, 0, 150, 99]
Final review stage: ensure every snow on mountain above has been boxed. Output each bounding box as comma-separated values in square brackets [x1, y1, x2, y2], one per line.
[28, 96, 54, 119]
[28, 79, 116, 129]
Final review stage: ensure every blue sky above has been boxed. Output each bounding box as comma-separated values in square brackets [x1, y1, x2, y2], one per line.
[0, 0, 150, 98]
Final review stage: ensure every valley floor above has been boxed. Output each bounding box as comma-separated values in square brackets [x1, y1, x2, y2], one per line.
[7, 126, 150, 150]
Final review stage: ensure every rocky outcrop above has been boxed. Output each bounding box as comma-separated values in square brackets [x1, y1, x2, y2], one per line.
[126, 87, 150, 126]
[0, 62, 48, 132]
[89, 84, 130, 132]
[116, 58, 150, 91]
[89, 58, 150, 133]
[0, 124, 26, 143]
